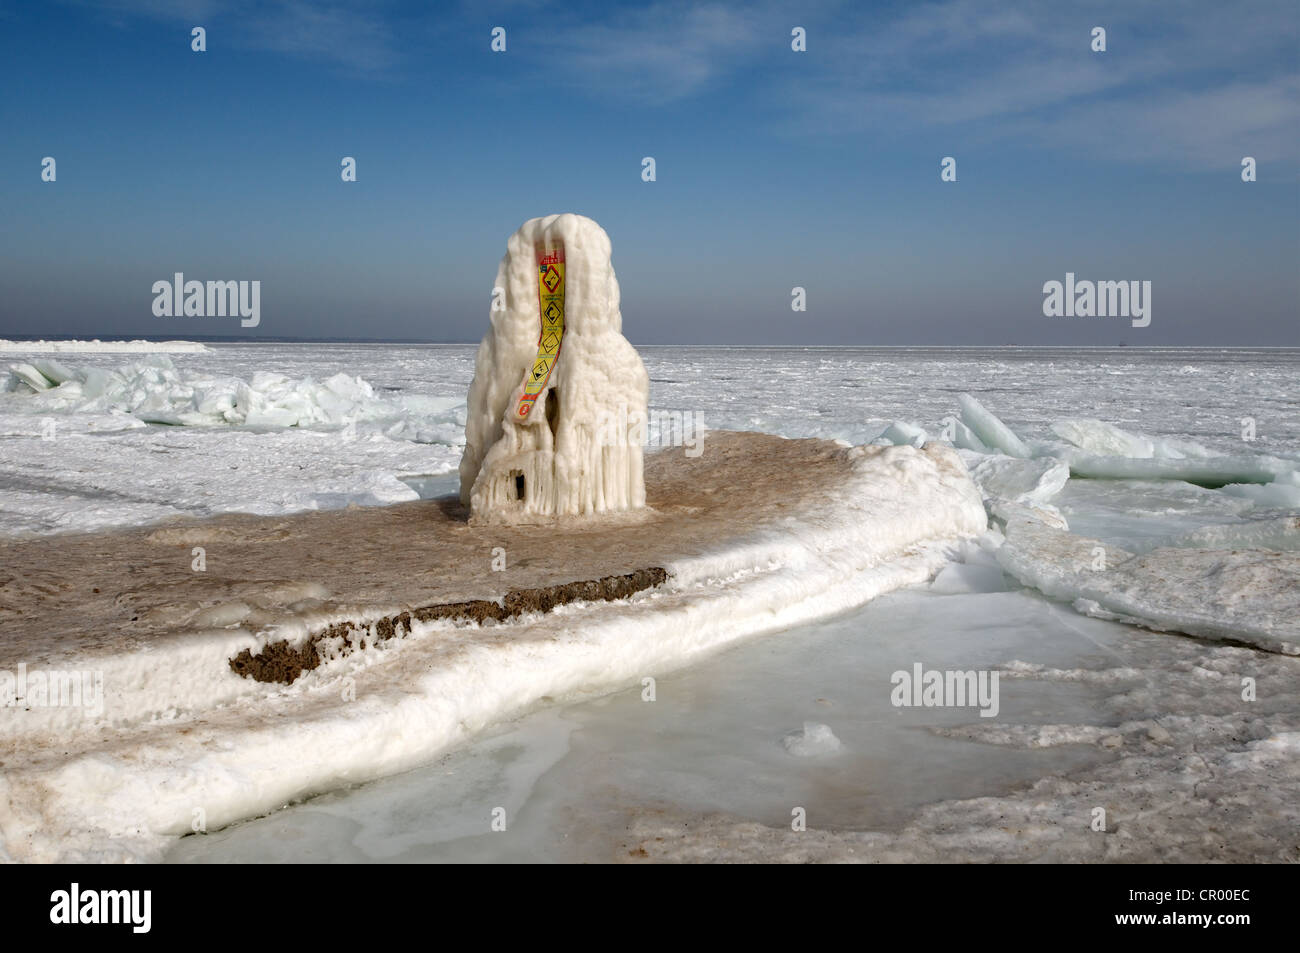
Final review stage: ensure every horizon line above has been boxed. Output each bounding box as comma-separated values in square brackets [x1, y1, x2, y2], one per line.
[2, 336, 1298, 350]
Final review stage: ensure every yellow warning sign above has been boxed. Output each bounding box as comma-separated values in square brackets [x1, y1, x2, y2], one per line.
[541, 265, 561, 294]
[516, 243, 564, 420]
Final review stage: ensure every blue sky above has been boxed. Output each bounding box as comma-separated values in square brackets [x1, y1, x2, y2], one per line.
[1, 0, 1296, 344]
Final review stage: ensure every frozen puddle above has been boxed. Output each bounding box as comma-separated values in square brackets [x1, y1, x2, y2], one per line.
[169, 584, 1140, 863]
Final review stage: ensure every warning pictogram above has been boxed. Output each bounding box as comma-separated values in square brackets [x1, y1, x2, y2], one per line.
[516, 242, 566, 422]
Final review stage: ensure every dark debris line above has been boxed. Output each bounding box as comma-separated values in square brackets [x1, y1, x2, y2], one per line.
[228, 568, 669, 685]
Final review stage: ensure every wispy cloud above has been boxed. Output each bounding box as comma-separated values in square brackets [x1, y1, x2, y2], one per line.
[509, 0, 1298, 165]
[239, 1, 398, 72]
[775, 0, 1300, 166]
[72, 0, 400, 72]
[1009, 76, 1300, 167]
[68, 0, 1300, 165]
[535, 1, 773, 102]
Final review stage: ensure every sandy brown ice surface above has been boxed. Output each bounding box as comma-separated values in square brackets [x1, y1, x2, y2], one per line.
[0, 431, 848, 669]
[0, 431, 995, 861]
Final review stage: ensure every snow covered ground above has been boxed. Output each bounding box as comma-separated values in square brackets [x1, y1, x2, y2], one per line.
[1, 343, 1296, 861]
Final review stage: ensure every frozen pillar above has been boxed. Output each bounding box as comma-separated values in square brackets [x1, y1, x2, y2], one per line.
[458, 213, 649, 524]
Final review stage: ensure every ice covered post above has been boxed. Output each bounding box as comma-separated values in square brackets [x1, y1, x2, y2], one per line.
[458, 214, 649, 524]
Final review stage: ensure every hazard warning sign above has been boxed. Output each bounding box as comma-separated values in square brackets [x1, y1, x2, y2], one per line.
[541, 265, 561, 294]
[516, 243, 565, 420]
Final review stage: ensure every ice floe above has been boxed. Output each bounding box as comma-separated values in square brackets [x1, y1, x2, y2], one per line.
[906, 396, 1300, 653]
[1065, 453, 1295, 487]
[995, 512, 1300, 655]
[956, 393, 1033, 458]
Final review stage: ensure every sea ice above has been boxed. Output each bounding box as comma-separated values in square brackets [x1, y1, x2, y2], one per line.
[927, 561, 1010, 594]
[957, 393, 1032, 458]
[877, 420, 927, 447]
[0, 339, 211, 353]
[1051, 418, 1158, 458]
[948, 418, 989, 453]
[1153, 516, 1300, 552]
[996, 513, 1300, 654]
[4, 354, 428, 433]
[0, 439, 986, 860]
[1, 343, 1295, 861]
[955, 396, 1297, 500]
[1065, 453, 1295, 487]
[959, 451, 1069, 505]
[1220, 481, 1300, 508]
[174, 584, 1295, 864]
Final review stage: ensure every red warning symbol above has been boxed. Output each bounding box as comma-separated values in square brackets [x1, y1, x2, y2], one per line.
[541, 266, 561, 293]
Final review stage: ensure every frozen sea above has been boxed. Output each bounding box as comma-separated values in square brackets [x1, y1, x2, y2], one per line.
[2, 343, 1297, 862]
[3, 344, 1296, 538]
